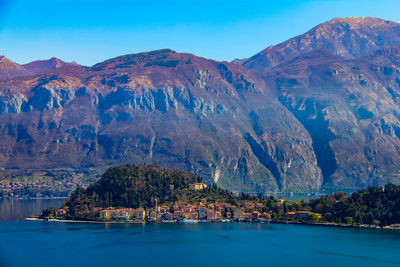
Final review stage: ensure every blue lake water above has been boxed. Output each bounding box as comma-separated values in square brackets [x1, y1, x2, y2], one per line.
[1, 200, 400, 267]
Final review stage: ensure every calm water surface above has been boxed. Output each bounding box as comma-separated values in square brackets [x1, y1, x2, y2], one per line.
[1, 200, 400, 267]
[0, 199, 65, 221]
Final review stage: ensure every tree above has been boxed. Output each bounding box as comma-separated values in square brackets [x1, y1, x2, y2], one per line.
[40, 207, 56, 218]
[344, 217, 353, 224]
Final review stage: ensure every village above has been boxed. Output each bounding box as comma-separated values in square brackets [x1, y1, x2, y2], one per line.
[0, 177, 94, 199]
[54, 182, 322, 223]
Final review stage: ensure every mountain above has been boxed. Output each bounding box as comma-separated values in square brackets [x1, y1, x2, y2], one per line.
[0, 56, 80, 81]
[0, 56, 33, 80]
[0, 49, 322, 193]
[2, 17, 400, 193]
[264, 48, 400, 188]
[243, 17, 400, 72]
[22, 57, 79, 75]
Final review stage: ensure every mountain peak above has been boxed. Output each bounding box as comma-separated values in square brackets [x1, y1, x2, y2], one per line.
[0, 55, 17, 65]
[91, 49, 186, 71]
[243, 16, 400, 72]
[328, 16, 395, 27]
[22, 58, 80, 75]
[0, 56, 32, 80]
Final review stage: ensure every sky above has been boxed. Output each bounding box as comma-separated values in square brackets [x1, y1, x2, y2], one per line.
[0, 0, 400, 66]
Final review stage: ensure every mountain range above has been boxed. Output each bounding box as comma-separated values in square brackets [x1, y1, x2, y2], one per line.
[1, 16, 400, 193]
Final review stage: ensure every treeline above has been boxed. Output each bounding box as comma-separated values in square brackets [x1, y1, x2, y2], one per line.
[309, 184, 400, 225]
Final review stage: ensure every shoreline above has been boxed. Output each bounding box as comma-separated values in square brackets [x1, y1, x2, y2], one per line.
[25, 217, 145, 224]
[1, 197, 68, 200]
[269, 220, 389, 230]
[24, 217, 400, 230]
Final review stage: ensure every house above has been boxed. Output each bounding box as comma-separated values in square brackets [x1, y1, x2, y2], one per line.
[156, 213, 163, 221]
[287, 211, 322, 219]
[190, 212, 199, 220]
[207, 210, 217, 220]
[183, 207, 192, 213]
[99, 210, 114, 220]
[252, 211, 261, 219]
[277, 199, 285, 205]
[160, 206, 169, 213]
[233, 208, 252, 220]
[149, 211, 157, 221]
[255, 203, 265, 209]
[198, 208, 207, 219]
[189, 182, 207, 190]
[233, 209, 244, 219]
[113, 209, 133, 219]
[182, 212, 191, 219]
[133, 208, 146, 220]
[206, 210, 221, 220]
[244, 203, 255, 209]
[56, 209, 66, 216]
[173, 211, 182, 219]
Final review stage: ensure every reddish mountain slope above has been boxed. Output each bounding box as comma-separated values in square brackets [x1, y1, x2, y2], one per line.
[243, 17, 400, 72]
[0, 49, 322, 193]
[22, 57, 79, 75]
[0, 56, 33, 80]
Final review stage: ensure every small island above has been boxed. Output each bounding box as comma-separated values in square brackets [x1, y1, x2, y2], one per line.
[36, 164, 400, 230]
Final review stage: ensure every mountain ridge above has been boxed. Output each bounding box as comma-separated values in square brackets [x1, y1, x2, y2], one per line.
[1, 17, 400, 193]
[242, 16, 400, 72]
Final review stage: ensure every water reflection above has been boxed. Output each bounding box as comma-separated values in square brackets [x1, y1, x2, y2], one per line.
[0, 199, 65, 221]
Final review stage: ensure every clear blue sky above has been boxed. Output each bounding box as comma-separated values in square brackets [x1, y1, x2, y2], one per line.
[1, 0, 400, 66]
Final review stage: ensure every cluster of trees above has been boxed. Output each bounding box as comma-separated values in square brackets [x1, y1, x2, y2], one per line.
[84, 164, 201, 208]
[59, 164, 266, 219]
[309, 184, 400, 225]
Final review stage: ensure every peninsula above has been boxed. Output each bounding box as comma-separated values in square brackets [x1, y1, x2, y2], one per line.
[39, 164, 400, 230]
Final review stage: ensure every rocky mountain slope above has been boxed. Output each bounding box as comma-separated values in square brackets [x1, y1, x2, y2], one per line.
[0, 56, 33, 80]
[1, 17, 400, 193]
[243, 17, 400, 72]
[0, 49, 322, 193]
[22, 57, 79, 75]
[0, 56, 79, 81]
[264, 48, 400, 189]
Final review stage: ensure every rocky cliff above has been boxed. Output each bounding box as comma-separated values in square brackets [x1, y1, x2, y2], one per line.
[0, 49, 322, 193]
[2, 17, 400, 193]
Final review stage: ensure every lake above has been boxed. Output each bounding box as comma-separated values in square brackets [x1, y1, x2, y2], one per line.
[1, 200, 400, 267]
[0, 198, 65, 221]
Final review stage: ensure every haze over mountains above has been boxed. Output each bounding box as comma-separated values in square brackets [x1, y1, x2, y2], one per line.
[1, 17, 400, 193]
